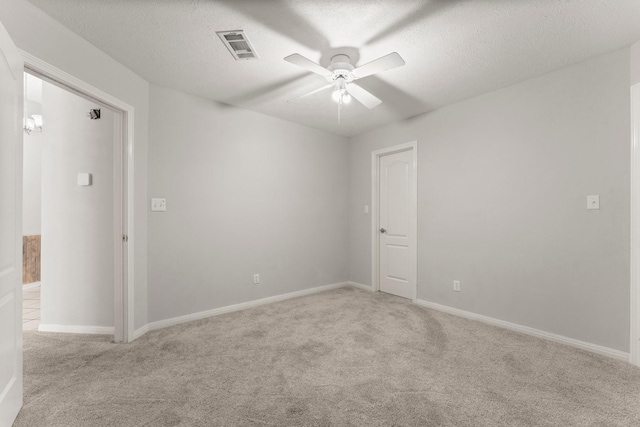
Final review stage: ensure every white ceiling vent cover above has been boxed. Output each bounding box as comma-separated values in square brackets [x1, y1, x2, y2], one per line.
[217, 30, 258, 60]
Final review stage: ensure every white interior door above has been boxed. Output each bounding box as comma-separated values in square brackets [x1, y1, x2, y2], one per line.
[0, 19, 24, 426]
[378, 149, 415, 300]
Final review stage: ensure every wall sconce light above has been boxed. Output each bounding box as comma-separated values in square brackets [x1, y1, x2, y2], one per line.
[23, 74, 43, 135]
[24, 114, 43, 135]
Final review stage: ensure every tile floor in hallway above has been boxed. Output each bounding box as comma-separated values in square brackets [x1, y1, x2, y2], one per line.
[23, 286, 40, 331]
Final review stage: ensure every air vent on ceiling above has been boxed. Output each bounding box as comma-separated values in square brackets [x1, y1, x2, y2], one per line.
[217, 30, 258, 60]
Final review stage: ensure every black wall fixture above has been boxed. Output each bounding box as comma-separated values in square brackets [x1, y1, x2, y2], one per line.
[88, 109, 101, 120]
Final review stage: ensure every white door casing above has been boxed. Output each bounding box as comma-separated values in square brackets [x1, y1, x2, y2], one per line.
[372, 142, 417, 301]
[21, 51, 134, 343]
[631, 82, 640, 367]
[0, 19, 24, 426]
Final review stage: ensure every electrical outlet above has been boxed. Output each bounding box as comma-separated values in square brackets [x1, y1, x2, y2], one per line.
[253, 274, 260, 284]
[453, 280, 461, 292]
[587, 195, 600, 210]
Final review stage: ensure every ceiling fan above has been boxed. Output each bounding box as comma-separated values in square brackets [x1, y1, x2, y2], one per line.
[284, 52, 405, 114]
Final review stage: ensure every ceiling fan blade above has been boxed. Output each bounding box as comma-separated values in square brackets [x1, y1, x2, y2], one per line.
[284, 54, 332, 77]
[347, 84, 382, 109]
[351, 52, 405, 79]
[289, 83, 334, 101]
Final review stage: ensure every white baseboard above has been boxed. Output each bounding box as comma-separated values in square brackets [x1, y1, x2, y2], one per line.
[145, 282, 349, 333]
[38, 324, 114, 335]
[347, 281, 373, 292]
[415, 299, 629, 362]
[23, 282, 41, 290]
[132, 324, 149, 341]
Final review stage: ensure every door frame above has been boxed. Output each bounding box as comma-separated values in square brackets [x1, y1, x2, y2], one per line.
[21, 50, 135, 343]
[631, 82, 640, 367]
[371, 141, 418, 302]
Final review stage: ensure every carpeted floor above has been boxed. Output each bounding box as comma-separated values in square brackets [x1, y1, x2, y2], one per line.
[14, 287, 640, 426]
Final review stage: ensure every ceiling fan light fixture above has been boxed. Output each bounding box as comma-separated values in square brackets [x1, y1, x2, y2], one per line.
[332, 88, 351, 104]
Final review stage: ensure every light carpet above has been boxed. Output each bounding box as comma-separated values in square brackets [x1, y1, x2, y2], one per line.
[14, 287, 640, 426]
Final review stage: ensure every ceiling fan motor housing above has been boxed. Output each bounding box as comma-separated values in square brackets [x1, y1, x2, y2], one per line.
[327, 54, 355, 83]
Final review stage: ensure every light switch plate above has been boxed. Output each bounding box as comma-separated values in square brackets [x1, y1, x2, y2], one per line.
[151, 198, 166, 212]
[587, 195, 600, 210]
[77, 173, 92, 186]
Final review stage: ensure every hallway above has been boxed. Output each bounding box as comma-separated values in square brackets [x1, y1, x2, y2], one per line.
[23, 286, 40, 331]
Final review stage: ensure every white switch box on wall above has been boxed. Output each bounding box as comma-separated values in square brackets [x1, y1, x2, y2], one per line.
[587, 195, 600, 210]
[151, 198, 166, 212]
[77, 173, 92, 186]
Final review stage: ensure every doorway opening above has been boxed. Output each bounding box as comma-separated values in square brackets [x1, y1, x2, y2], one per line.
[22, 71, 121, 336]
[21, 51, 134, 343]
[21, 73, 43, 332]
[371, 141, 418, 302]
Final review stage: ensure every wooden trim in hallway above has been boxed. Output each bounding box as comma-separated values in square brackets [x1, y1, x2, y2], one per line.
[22, 235, 41, 284]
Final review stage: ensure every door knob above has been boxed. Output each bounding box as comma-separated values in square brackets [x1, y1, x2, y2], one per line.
[380, 228, 387, 234]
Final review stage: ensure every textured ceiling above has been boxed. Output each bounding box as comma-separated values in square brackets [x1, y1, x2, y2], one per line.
[26, 0, 640, 137]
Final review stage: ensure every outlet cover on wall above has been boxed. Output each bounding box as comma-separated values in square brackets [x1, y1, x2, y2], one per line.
[253, 274, 260, 284]
[587, 195, 600, 210]
[453, 280, 461, 292]
[150, 198, 166, 212]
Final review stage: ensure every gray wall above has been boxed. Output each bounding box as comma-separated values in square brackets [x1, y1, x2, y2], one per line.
[22, 131, 42, 236]
[632, 40, 640, 85]
[1, 0, 150, 330]
[147, 85, 349, 322]
[349, 48, 631, 352]
[40, 81, 115, 327]
[22, 106, 42, 236]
